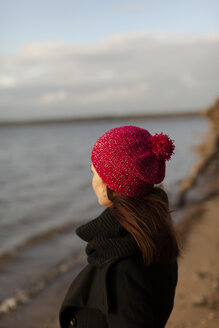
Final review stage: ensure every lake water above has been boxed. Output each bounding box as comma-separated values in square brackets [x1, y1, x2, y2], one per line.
[0, 116, 208, 314]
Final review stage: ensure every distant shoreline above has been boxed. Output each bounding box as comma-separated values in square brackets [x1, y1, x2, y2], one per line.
[0, 110, 202, 127]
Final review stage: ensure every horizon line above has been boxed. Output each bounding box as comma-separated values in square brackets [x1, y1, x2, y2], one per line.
[0, 109, 203, 127]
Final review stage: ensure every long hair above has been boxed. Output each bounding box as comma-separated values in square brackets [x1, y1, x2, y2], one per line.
[107, 185, 180, 267]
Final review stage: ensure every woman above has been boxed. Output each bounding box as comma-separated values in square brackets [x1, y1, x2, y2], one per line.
[59, 125, 180, 328]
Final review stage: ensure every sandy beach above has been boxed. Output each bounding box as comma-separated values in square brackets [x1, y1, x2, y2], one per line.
[167, 99, 219, 328]
[167, 194, 219, 328]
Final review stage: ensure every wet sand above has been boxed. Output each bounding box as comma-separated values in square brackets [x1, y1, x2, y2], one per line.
[0, 251, 87, 328]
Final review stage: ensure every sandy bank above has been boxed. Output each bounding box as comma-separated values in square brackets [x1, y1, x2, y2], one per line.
[167, 194, 219, 328]
[167, 98, 219, 328]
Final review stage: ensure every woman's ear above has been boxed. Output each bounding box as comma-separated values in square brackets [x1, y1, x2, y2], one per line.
[100, 181, 113, 207]
[101, 182, 108, 199]
[91, 163, 112, 207]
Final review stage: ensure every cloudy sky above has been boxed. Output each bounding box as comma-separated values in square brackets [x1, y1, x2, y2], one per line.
[0, 0, 219, 121]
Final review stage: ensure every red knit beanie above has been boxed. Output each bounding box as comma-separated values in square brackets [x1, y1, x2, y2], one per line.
[91, 125, 175, 197]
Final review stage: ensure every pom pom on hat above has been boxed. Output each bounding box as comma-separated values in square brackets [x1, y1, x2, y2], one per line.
[91, 125, 175, 197]
[150, 132, 175, 161]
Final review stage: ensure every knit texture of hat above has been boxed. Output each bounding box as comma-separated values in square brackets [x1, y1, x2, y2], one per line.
[91, 125, 175, 197]
[75, 207, 140, 267]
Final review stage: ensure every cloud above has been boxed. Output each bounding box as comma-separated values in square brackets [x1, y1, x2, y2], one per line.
[40, 90, 69, 105]
[0, 74, 17, 88]
[0, 31, 219, 120]
[180, 72, 199, 89]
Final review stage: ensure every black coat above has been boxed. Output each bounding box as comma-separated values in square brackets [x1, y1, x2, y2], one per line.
[59, 254, 178, 328]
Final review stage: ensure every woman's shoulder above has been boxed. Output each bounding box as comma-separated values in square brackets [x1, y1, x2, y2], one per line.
[108, 254, 177, 275]
[106, 254, 178, 290]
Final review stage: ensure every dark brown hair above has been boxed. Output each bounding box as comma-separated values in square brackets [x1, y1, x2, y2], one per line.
[107, 185, 180, 267]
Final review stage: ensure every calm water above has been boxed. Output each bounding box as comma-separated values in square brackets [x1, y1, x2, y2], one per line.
[0, 116, 207, 312]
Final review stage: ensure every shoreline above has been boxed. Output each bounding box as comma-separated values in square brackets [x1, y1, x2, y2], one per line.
[167, 99, 219, 328]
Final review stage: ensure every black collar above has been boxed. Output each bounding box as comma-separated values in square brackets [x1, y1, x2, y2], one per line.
[75, 207, 140, 266]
